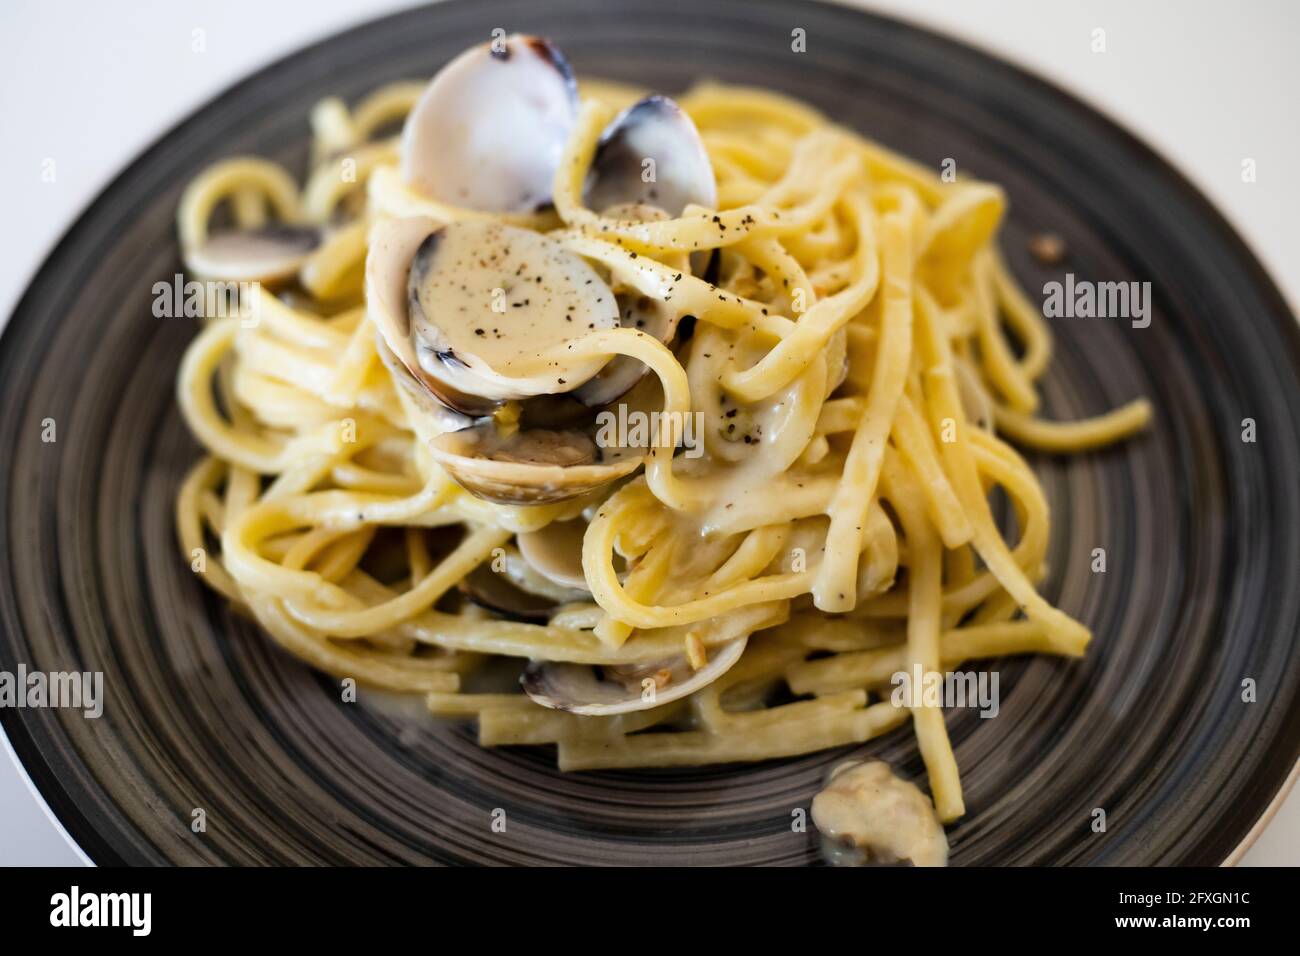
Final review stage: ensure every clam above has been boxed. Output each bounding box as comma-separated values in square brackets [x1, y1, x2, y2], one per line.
[459, 544, 589, 621]
[374, 335, 476, 435]
[372, 38, 723, 505]
[401, 36, 716, 224]
[367, 215, 619, 415]
[812, 760, 949, 867]
[185, 224, 322, 284]
[517, 514, 632, 589]
[401, 34, 577, 212]
[405, 220, 618, 400]
[516, 518, 590, 590]
[496, 544, 590, 603]
[573, 203, 686, 408]
[459, 565, 559, 623]
[429, 422, 642, 506]
[367, 215, 498, 417]
[367, 215, 650, 504]
[585, 95, 718, 217]
[522, 637, 748, 715]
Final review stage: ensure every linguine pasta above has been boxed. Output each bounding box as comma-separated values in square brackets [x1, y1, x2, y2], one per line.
[174, 59, 1149, 825]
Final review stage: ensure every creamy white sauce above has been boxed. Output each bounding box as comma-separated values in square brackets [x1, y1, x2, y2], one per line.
[409, 221, 618, 398]
[696, 369, 817, 534]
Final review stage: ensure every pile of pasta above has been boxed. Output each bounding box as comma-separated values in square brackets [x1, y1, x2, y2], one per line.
[176, 79, 1149, 820]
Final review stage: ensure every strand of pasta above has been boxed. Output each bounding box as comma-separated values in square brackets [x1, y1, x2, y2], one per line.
[178, 157, 302, 255]
[881, 448, 964, 821]
[994, 398, 1153, 451]
[914, 286, 1091, 648]
[720, 190, 879, 402]
[814, 212, 913, 612]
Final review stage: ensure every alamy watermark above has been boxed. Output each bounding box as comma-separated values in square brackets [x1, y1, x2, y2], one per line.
[594, 404, 705, 458]
[890, 665, 999, 718]
[0, 665, 103, 718]
[1042, 273, 1151, 328]
[152, 273, 262, 326]
[50, 886, 150, 936]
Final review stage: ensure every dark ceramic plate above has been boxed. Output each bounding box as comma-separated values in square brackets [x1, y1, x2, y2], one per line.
[2, 0, 1298, 865]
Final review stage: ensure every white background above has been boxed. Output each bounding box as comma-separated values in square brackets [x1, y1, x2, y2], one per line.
[0, 0, 1295, 866]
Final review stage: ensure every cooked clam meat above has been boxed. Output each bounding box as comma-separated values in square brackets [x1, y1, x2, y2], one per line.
[812, 760, 949, 867]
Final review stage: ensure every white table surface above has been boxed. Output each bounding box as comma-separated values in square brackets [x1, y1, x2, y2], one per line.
[0, 0, 1295, 866]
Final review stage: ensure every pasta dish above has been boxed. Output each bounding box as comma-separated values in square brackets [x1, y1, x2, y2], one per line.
[174, 34, 1150, 853]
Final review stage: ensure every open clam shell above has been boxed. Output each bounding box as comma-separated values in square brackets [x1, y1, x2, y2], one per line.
[516, 518, 590, 590]
[185, 224, 323, 284]
[404, 220, 619, 400]
[573, 203, 687, 408]
[585, 95, 718, 217]
[400, 38, 716, 222]
[401, 34, 577, 212]
[369, 217, 622, 410]
[366, 215, 501, 417]
[430, 422, 643, 506]
[458, 544, 590, 622]
[521, 637, 748, 716]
